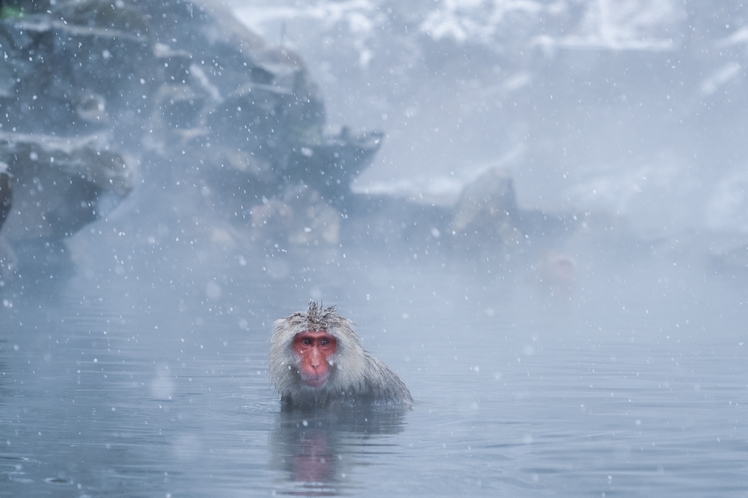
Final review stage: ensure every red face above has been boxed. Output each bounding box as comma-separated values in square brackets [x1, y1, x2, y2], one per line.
[292, 331, 337, 388]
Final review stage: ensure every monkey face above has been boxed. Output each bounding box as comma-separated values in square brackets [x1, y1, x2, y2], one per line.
[292, 331, 338, 388]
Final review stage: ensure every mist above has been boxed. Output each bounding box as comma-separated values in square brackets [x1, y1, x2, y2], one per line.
[1, 1, 746, 496]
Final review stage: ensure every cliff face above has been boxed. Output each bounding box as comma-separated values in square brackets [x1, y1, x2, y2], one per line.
[0, 0, 381, 258]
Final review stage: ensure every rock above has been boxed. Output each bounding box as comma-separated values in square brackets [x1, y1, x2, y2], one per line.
[0, 132, 133, 241]
[286, 128, 384, 204]
[709, 243, 748, 275]
[0, 161, 16, 280]
[451, 167, 522, 247]
[0, 6, 155, 136]
[0, 0, 384, 260]
[341, 193, 451, 254]
[0, 161, 12, 232]
[0, 235, 17, 281]
[250, 184, 341, 248]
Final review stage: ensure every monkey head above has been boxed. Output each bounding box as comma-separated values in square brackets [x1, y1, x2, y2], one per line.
[269, 304, 367, 400]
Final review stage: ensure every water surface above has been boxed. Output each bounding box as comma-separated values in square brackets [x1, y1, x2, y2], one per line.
[1, 239, 746, 497]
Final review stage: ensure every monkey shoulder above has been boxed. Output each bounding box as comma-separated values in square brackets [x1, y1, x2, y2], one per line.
[361, 354, 413, 405]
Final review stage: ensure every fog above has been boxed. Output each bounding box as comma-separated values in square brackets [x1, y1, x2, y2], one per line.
[1, 1, 747, 496]
[234, 0, 748, 235]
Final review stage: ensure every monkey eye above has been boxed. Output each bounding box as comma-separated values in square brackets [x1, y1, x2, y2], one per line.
[302, 337, 313, 345]
[320, 338, 330, 346]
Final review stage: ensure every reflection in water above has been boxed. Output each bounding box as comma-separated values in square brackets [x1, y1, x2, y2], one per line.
[271, 407, 409, 496]
[151, 363, 176, 400]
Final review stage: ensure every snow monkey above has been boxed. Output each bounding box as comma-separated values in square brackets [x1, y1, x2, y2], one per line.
[269, 303, 413, 409]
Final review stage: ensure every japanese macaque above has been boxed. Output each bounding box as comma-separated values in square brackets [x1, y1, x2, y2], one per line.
[269, 303, 413, 409]
[532, 250, 576, 298]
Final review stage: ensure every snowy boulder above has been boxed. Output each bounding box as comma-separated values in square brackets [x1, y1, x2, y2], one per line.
[0, 132, 133, 241]
[0, 161, 11, 232]
[250, 184, 341, 248]
[451, 167, 522, 248]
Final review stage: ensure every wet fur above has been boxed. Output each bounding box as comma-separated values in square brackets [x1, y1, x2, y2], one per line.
[269, 303, 413, 409]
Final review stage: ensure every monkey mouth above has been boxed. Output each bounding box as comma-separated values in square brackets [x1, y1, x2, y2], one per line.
[301, 373, 328, 388]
